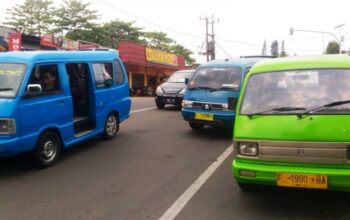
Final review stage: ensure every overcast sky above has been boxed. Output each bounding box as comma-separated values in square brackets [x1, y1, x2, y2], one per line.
[1, 0, 349, 63]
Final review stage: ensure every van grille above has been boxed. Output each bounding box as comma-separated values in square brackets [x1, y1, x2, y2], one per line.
[192, 102, 223, 111]
[235, 140, 349, 164]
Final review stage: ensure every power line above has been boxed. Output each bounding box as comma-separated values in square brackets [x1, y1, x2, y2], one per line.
[95, 0, 202, 39]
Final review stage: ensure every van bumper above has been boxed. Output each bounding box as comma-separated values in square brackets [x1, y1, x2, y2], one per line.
[182, 108, 234, 127]
[0, 137, 21, 156]
[232, 159, 350, 191]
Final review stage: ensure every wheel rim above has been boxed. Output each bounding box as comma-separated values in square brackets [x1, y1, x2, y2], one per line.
[41, 139, 57, 162]
[106, 115, 117, 136]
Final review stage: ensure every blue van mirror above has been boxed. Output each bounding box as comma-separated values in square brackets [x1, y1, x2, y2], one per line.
[27, 84, 42, 93]
[185, 78, 189, 85]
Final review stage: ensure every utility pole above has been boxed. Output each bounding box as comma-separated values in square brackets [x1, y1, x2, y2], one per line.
[200, 15, 219, 61]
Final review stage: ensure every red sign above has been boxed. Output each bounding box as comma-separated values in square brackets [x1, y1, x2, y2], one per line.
[9, 32, 22, 51]
[40, 34, 63, 48]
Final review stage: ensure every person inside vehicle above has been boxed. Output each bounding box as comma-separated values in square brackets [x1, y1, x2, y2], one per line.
[42, 71, 58, 91]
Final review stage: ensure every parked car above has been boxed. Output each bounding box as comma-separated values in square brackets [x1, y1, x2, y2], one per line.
[155, 69, 195, 109]
[181, 58, 267, 130]
[0, 50, 131, 167]
[232, 55, 350, 191]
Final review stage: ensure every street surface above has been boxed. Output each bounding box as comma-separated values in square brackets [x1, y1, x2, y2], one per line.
[1, 97, 350, 220]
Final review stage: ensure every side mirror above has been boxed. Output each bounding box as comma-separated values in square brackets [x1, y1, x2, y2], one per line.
[104, 79, 113, 87]
[227, 97, 237, 111]
[27, 84, 42, 93]
[185, 78, 189, 85]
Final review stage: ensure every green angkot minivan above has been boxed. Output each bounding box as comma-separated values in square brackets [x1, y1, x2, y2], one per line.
[232, 55, 350, 191]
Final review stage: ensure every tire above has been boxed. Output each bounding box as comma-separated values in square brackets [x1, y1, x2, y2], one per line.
[156, 102, 165, 109]
[189, 122, 204, 130]
[102, 113, 119, 140]
[32, 131, 61, 168]
[237, 182, 258, 191]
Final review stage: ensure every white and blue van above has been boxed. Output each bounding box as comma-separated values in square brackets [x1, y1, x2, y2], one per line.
[0, 50, 131, 167]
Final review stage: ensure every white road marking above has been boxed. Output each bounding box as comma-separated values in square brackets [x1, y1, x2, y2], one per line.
[158, 145, 233, 220]
[131, 107, 157, 113]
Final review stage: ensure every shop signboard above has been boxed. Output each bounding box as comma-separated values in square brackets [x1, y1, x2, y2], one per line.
[145, 47, 178, 66]
[8, 32, 21, 51]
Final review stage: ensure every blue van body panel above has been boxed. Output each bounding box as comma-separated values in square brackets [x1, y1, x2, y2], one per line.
[182, 58, 263, 127]
[0, 50, 130, 157]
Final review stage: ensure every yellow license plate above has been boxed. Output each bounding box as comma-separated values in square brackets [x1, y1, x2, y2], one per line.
[277, 173, 328, 189]
[194, 112, 214, 121]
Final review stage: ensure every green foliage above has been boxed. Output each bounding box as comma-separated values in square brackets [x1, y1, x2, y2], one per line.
[144, 31, 195, 65]
[53, 0, 99, 39]
[280, 40, 287, 57]
[5, 0, 54, 36]
[270, 40, 279, 57]
[326, 41, 339, 54]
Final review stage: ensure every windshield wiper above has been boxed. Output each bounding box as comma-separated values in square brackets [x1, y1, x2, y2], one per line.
[247, 107, 306, 118]
[188, 86, 217, 92]
[297, 100, 350, 118]
[0, 88, 14, 91]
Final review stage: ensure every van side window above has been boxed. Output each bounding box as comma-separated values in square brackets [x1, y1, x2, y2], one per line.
[92, 63, 113, 88]
[114, 60, 124, 84]
[27, 64, 60, 94]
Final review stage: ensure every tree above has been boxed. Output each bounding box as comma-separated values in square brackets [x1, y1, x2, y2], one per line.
[271, 40, 279, 57]
[144, 31, 195, 65]
[261, 40, 267, 55]
[5, 0, 54, 36]
[280, 40, 287, 57]
[325, 41, 339, 54]
[171, 44, 195, 65]
[53, 0, 99, 39]
[144, 31, 174, 52]
[75, 20, 145, 49]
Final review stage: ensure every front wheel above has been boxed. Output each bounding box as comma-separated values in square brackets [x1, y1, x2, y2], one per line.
[32, 131, 61, 168]
[237, 182, 258, 191]
[156, 102, 165, 109]
[102, 113, 119, 140]
[189, 122, 204, 130]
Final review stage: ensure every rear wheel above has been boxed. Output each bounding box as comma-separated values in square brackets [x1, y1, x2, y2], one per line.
[32, 131, 61, 168]
[156, 102, 165, 109]
[189, 122, 204, 130]
[102, 113, 119, 140]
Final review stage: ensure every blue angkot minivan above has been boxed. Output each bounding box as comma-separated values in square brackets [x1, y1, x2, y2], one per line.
[0, 50, 131, 167]
[181, 58, 265, 130]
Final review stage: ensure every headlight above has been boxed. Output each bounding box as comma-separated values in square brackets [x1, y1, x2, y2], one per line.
[182, 100, 193, 108]
[0, 119, 16, 134]
[178, 88, 186, 95]
[156, 86, 163, 96]
[238, 142, 258, 156]
[222, 103, 229, 111]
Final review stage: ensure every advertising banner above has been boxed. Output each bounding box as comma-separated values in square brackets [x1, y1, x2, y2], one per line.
[145, 47, 178, 66]
[9, 32, 21, 51]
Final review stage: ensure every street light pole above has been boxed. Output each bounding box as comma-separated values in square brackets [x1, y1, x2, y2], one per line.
[289, 27, 341, 54]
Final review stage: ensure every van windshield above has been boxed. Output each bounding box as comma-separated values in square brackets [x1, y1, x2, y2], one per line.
[188, 67, 242, 91]
[241, 69, 350, 115]
[0, 63, 26, 98]
[167, 71, 193, 83]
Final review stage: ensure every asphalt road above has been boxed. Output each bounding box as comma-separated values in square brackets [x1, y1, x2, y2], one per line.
[1, 97, 350, 220]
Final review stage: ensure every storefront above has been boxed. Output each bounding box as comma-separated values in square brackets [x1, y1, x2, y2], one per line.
[118, 41, 186, 96]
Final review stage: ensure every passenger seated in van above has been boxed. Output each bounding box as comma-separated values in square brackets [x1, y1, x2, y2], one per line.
[42, 71, 58, 92]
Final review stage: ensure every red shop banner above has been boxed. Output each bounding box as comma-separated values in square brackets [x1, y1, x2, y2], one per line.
[9, 32, 22, 51]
